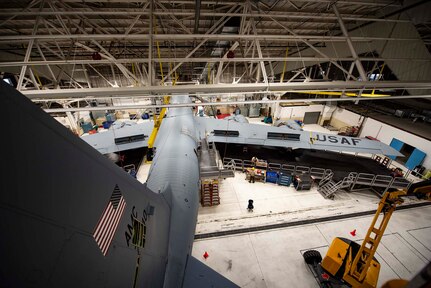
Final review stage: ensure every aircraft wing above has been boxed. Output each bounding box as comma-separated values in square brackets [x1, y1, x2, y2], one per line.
[195, 117, 402, 157]
[182, 256, 240, 288]
[81, 120, 154, 154]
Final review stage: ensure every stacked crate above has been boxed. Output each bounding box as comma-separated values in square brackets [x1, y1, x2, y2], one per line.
[201, 180, 220, 206]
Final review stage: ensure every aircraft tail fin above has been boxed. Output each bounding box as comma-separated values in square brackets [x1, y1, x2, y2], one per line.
[0, 82, 170, 287]
[182, 256, 240, 288]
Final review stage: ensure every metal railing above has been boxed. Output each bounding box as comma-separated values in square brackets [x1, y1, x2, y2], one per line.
[350, 172, 411, 193]
[222, 156, 414, 198]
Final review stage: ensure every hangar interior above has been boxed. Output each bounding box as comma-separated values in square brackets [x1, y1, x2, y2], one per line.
[1, 0, 431, 287]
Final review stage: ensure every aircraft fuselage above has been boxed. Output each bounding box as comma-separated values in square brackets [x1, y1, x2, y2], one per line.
[146, 95, 200, 288]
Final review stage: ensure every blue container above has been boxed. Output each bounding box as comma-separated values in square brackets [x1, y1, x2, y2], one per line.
[266, 171, 279, 183]
[102, 121, 111, 129]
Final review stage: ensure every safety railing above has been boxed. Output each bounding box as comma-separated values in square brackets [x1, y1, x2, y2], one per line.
[351, 172, 412, 194]
[221, 157, 413, 197]
[281, 164, 296, 174]
[223, 158, 244, 171]
[373, 175, 393, 187]
[310, 167, 327, 180]
[268, 163, 282, 172]
[296, 166, 311, 174]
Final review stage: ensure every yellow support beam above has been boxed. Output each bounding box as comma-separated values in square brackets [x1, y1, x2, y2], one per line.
[280, 47, 289, 83]
[295, 91, 391, 98]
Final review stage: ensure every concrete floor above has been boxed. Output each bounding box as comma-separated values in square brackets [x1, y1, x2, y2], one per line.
[135, 120, 430, 288]
[136, 162, 430, 287]
[192, 204, 431, 288]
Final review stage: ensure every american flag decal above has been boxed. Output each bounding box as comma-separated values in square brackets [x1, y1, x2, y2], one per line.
[93, 185, 126, 256]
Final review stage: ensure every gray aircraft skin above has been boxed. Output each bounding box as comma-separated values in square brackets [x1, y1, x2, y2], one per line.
[0, 81, 402, 288]
[146, 95, 200, 287]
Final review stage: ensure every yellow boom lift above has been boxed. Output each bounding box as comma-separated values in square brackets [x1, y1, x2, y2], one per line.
[303, 180, 431, 288]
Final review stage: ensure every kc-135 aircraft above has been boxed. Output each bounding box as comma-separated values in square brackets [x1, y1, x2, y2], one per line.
[0, 80, 401, 288]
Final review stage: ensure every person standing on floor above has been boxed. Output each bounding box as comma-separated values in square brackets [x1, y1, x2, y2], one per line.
[247, 199, 254, 212]
[249, 167, 256, 183]
[251, 156, 257, 167]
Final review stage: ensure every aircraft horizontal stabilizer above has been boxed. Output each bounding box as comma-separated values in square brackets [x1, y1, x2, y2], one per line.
[182, 256, 240, 288]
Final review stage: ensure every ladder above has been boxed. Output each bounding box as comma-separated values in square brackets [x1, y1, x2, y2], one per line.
[318, 172, 356, 199]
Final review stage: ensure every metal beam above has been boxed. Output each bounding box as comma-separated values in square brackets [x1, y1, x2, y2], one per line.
[20, 81, 431, 99]
[194, 0, 201, 34]
[333, 3, 368, 81]
[252, 20, 268, 84]
[268, 15, 358, 80]
[0, 0, 41, 27]
[87, 64, 115, 87]
[75, 42, 139, 85]
[16, 2, 44, 91]
[2, 57, 429, 67]
[125, 2, 149, 35]
[155, 1, 192, 34]
[36, 43, 57, 81]
[148, 0, 153, 86]
[0, 34, 420, 42]
[215, 42, 239, 83]
[42, 94, 431, 113]
[0, 11, 408, 23]
[58, 0, 401, 8]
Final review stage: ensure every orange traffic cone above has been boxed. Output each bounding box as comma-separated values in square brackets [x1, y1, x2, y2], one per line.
[350, 229, 357, 236]
[203, 251, 209, 259]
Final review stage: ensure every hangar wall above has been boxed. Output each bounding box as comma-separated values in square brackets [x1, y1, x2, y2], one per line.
[275, 104, 333, 125]
[330, 108, 364, 129]
[359, 117, 431, 169]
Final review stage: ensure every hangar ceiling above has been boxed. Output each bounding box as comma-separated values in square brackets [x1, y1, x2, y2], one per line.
[0, 0, 431, 102]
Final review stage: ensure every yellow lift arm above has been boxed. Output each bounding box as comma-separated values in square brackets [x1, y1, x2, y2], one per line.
[146, 95, 170, 162]
[346, 181, 431, 287]
[304, 179, 431, 288]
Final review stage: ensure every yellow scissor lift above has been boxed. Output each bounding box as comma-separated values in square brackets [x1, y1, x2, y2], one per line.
[303, 179, 431, 288]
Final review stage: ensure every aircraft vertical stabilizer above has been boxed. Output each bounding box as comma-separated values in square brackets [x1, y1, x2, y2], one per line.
[0, 82, 170, 287]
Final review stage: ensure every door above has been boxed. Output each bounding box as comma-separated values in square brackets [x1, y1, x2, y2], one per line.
[389, 138, 404, 160]
[303, 112, 321, 124]
[405, 148, 426, 170]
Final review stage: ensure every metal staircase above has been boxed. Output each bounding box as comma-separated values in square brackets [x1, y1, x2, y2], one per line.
[318, 172, 356, 199]
[199, 140, 234, 179]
